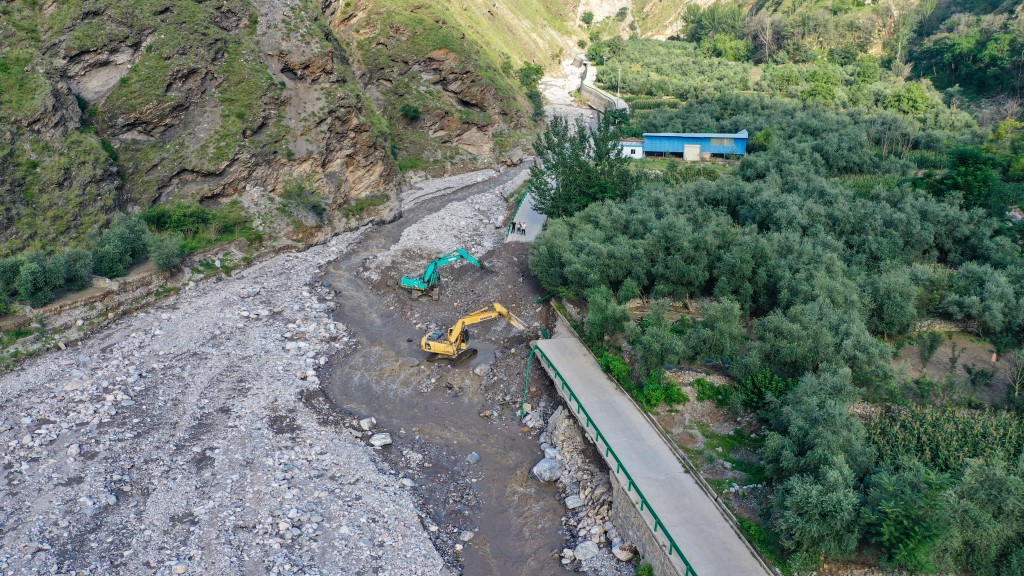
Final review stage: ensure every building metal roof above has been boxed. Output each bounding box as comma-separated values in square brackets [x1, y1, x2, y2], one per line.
[642, 130, 749, 139]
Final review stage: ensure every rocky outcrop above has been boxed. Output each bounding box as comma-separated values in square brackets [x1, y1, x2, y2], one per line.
[325, 1, 535, 173]
[1, 0, 402, 256]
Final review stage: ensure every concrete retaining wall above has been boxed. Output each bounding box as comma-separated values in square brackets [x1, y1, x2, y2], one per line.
[579, 83, 629, 114]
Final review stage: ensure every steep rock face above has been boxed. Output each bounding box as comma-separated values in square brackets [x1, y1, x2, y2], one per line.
[0, 0, 400, 255]
[325, 0, 549, 174]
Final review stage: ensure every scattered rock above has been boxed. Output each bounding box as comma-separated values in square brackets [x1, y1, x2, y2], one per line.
[564, 494, 584, 509]
[359, 417, 377, 431]
[612, 542, 637, 562]
[369, 433, 393, 448]
[465, 452, 481, 464]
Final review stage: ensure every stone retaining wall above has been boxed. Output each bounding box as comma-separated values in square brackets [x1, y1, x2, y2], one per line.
[609, 473, 679, 576]
[537, 354, 681, 576]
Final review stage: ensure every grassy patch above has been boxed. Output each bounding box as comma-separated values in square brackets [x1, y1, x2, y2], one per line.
[0, 328, 33, 349]
[342, 194, 389, 218]
[280, 179, 328, 225]
[736, 517, 792, 576]
[396, 156, 433, 172]
[142, 200, 262, 254]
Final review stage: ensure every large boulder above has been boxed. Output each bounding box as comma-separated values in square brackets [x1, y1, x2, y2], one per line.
[574, 540, 599, 561]
[531, 457, 563, 483]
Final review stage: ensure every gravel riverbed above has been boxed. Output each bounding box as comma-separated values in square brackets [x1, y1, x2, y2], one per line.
[0, 231, 447, 576]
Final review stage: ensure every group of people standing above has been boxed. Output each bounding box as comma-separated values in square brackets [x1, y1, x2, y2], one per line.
[509, 221, 528, 236]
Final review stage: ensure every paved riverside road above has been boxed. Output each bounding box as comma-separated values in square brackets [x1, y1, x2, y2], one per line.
[506, 192, 547, 243]
[535, 337, 772, 576]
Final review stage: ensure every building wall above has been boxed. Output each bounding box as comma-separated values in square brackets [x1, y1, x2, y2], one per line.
[644, 135, 747, 156]
[620, 144, 644, 159]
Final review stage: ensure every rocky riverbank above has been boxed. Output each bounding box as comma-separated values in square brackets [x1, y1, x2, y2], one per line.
[532, 407, 636, 576]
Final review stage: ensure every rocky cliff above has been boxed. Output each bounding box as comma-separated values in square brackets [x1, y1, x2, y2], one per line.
[0, 0, 595, 257]
[324, 0, 579, 174]
[0, 0, 407, 255]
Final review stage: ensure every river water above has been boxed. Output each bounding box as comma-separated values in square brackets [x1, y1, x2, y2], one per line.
[317, 179, 570, 576]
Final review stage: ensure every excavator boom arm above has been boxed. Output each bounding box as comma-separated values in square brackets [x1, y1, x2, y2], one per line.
[401, 248, 484, 291]
[424, 302, 528, 358]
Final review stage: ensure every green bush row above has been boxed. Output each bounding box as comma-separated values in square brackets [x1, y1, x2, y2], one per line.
[1, 201, 258, 314]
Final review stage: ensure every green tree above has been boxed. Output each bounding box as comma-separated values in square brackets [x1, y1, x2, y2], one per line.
[628, 299, 682, 379]
[0, 258, 23, 296]
[942, 262, 1018, 336]
[530, 115, 640, 218]
[700, 33, 753, 62]
[581, 11, 594, 26]
[854, 55, 882, 84]
[774, 467, 863, 560]
[681, 298, 746, 362]
[148, 233, 185, 272]
[15, 261, 52, 308]
[943, 460, 1024, 576]
[866, 269, 919, 336]
[862, 460, 952, 572]
[583, 285, 630, 344]
[682, 1, 747, 43]
[91, 216, 149, 278]
[764, 369, 875, 560]
[57, 249, 94, 292]
[884, 83, 932, 117]
[517, 62, 544, 91]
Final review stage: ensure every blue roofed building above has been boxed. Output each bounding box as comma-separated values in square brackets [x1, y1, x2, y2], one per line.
[642, 130, 749, 160]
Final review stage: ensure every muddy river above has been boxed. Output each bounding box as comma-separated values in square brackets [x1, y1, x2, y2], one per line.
[318, 175, 571, 576]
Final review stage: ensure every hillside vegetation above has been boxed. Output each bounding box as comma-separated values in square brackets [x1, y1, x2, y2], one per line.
[531, 3, 1024, 572]
[0, 0, 583, 264]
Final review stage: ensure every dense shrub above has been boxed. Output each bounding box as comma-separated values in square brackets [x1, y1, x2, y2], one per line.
[143, 200, 260, 252]
[763, 370, 876, 558]
[148, 233, 185, 272]
[58, 249, 95, 292]
[0, 257, 23, 296]
[399, 103, 421, 122]
[91, 216, 149, 279]
[15, 261, 52, 308]
[583, 289, 628, 344]
[680, 299, 745, 363]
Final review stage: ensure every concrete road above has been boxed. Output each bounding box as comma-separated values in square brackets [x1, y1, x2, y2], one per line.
[506, 192, 547, 243]
[535, 337, 773, 576]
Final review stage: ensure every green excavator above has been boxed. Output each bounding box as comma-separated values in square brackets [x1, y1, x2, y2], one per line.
[400, 248, 484, 299]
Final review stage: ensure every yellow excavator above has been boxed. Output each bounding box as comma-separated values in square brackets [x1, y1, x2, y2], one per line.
[421, 302, 527, 362]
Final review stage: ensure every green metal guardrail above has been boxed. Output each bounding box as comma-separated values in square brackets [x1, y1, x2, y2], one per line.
[528, 343, 699, 576]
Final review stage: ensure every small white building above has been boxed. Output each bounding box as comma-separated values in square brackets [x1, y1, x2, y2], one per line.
[619, 139, 645, 159]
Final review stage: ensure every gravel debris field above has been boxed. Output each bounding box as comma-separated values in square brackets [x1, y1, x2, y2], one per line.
[0, 232, 447, 576]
